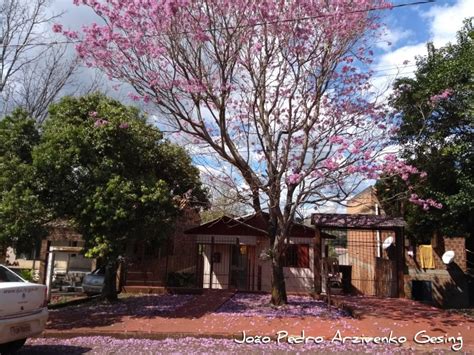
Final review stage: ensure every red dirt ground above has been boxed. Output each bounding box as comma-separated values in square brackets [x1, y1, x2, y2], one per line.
[43, 292, 474, 353]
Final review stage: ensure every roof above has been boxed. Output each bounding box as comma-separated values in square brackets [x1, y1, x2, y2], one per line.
[349, 185, 376, 201]
[44, 218, 75, 229]
[43, 218, 83, 242]
[185, 212, 315, 238]
[311, 213, 405, 230]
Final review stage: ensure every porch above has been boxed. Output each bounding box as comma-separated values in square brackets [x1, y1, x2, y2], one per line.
[185, 213, 316, 292]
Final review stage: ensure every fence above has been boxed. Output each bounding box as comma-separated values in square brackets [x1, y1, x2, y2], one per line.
[125, 250, 199, 288]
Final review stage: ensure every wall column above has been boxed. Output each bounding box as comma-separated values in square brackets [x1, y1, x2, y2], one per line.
[314, 228, 322, 294]
[395, 227, 405, 298]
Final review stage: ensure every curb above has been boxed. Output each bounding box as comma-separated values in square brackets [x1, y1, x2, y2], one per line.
[41, 331, 238, 341]
[35, 331, 474, 353]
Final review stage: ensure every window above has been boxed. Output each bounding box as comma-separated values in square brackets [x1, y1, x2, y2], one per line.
[282, 244, 309, 268]
[0, 265, 24, 283]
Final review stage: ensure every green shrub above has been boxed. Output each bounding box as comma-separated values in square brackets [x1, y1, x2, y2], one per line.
[19, 269, 34, 282]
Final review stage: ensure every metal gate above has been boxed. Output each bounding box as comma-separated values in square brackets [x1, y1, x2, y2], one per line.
[323, 229, 398, 297]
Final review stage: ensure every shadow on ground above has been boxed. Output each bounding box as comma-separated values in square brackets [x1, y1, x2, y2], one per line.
[19, 345, 91, 354]
[47, 292, 348, 330]
[46, 292, 474, 332]
[47, 294, 198, 330]
[333, 295, 474, 328]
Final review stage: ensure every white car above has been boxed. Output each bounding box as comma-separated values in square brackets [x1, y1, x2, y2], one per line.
[0, 265, 48, 353]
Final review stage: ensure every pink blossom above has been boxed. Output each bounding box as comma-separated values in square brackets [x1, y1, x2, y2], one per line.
[252, 42, 263, 53]
[323, 159, 339, 171]
[52, 23, 63, 33]
[94, 119, 109, 127]
[128, 93, 141, 102]
[59, 0, 436, 224]
[328, 135, 344, 144]
[286, 172, 302, 185]
[430, 88, 453, 103]
[409, 193, 442, 210]
[194, 31, 210, 42]
[63, 30, 79, 39]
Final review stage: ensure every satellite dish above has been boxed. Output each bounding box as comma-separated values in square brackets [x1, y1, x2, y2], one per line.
[442, 250, 455, 264]
[382, 236, 394, 250]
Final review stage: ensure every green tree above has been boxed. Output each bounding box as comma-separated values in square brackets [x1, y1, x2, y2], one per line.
[34, 94, 207, 300]
[377, 18, 473, 242]
[0, 110, 46, 254]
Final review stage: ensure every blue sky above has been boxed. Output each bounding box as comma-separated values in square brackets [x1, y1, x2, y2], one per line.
[372, 0, 473, 89]
[52, 0, 474, 91]
[50, 0, 473, 213]
[54, 0, 473, 55]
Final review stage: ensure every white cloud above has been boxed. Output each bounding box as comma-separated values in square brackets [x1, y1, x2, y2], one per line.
[376, 27, 413, 52]
[371, 42, 426, 92]
[51, 0, 101, 29]
[377, 43, 426, 70]
[306, 200, 343, 214]
[422, 0, 474, 47]
[374, 0, 474, 89]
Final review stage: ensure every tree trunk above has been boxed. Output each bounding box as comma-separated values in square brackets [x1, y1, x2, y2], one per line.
[102, 258, 118, 302]
[271, 253, 287, 305]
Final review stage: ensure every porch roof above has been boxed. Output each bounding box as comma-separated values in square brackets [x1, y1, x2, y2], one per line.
[185, 212, 315, 238]
[311, 213, 406, 230]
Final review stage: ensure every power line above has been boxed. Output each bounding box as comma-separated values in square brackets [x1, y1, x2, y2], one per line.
[371, 64, 417, 73]
[206, 0, 436, 31]
[1, 1, 435, 49]
[0, 40, 75, 49]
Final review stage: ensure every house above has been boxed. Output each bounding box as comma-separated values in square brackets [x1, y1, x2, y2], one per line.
[184, 210, 407, 297]
[184, 212, 316, 292]
[346, 186, 471, 308]
[38, 219, 94, 286]
[1, 219, 94, 287]
[2, 207, 203, 292]
[124, 207, 202, 287]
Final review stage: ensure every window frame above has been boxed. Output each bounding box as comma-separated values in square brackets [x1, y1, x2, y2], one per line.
[282, 243, 310, 268]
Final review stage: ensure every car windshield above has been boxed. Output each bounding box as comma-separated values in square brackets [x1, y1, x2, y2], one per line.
[0, 265, 24, 282]
[91, 267, 105, 275]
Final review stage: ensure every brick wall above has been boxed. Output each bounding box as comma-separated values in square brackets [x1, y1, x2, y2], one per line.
[125, 208, 202, 286]
[404, 236, 469, 308]
[347, 187, 385, 215]
[443, 237, 467, 272]
[171, 208, 201, 255]
[405, 236, 467, 272]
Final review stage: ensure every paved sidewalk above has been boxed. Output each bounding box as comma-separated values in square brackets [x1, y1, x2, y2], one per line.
[173, 289, 235, 318]
[43, 293, 474, 353]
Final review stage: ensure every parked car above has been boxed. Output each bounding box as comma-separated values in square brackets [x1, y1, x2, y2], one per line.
[0, 265, 48, 353]
[82, 267, 105, 295]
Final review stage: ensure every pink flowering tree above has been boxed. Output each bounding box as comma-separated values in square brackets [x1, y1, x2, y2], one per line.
[60, 0, 428, 305]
